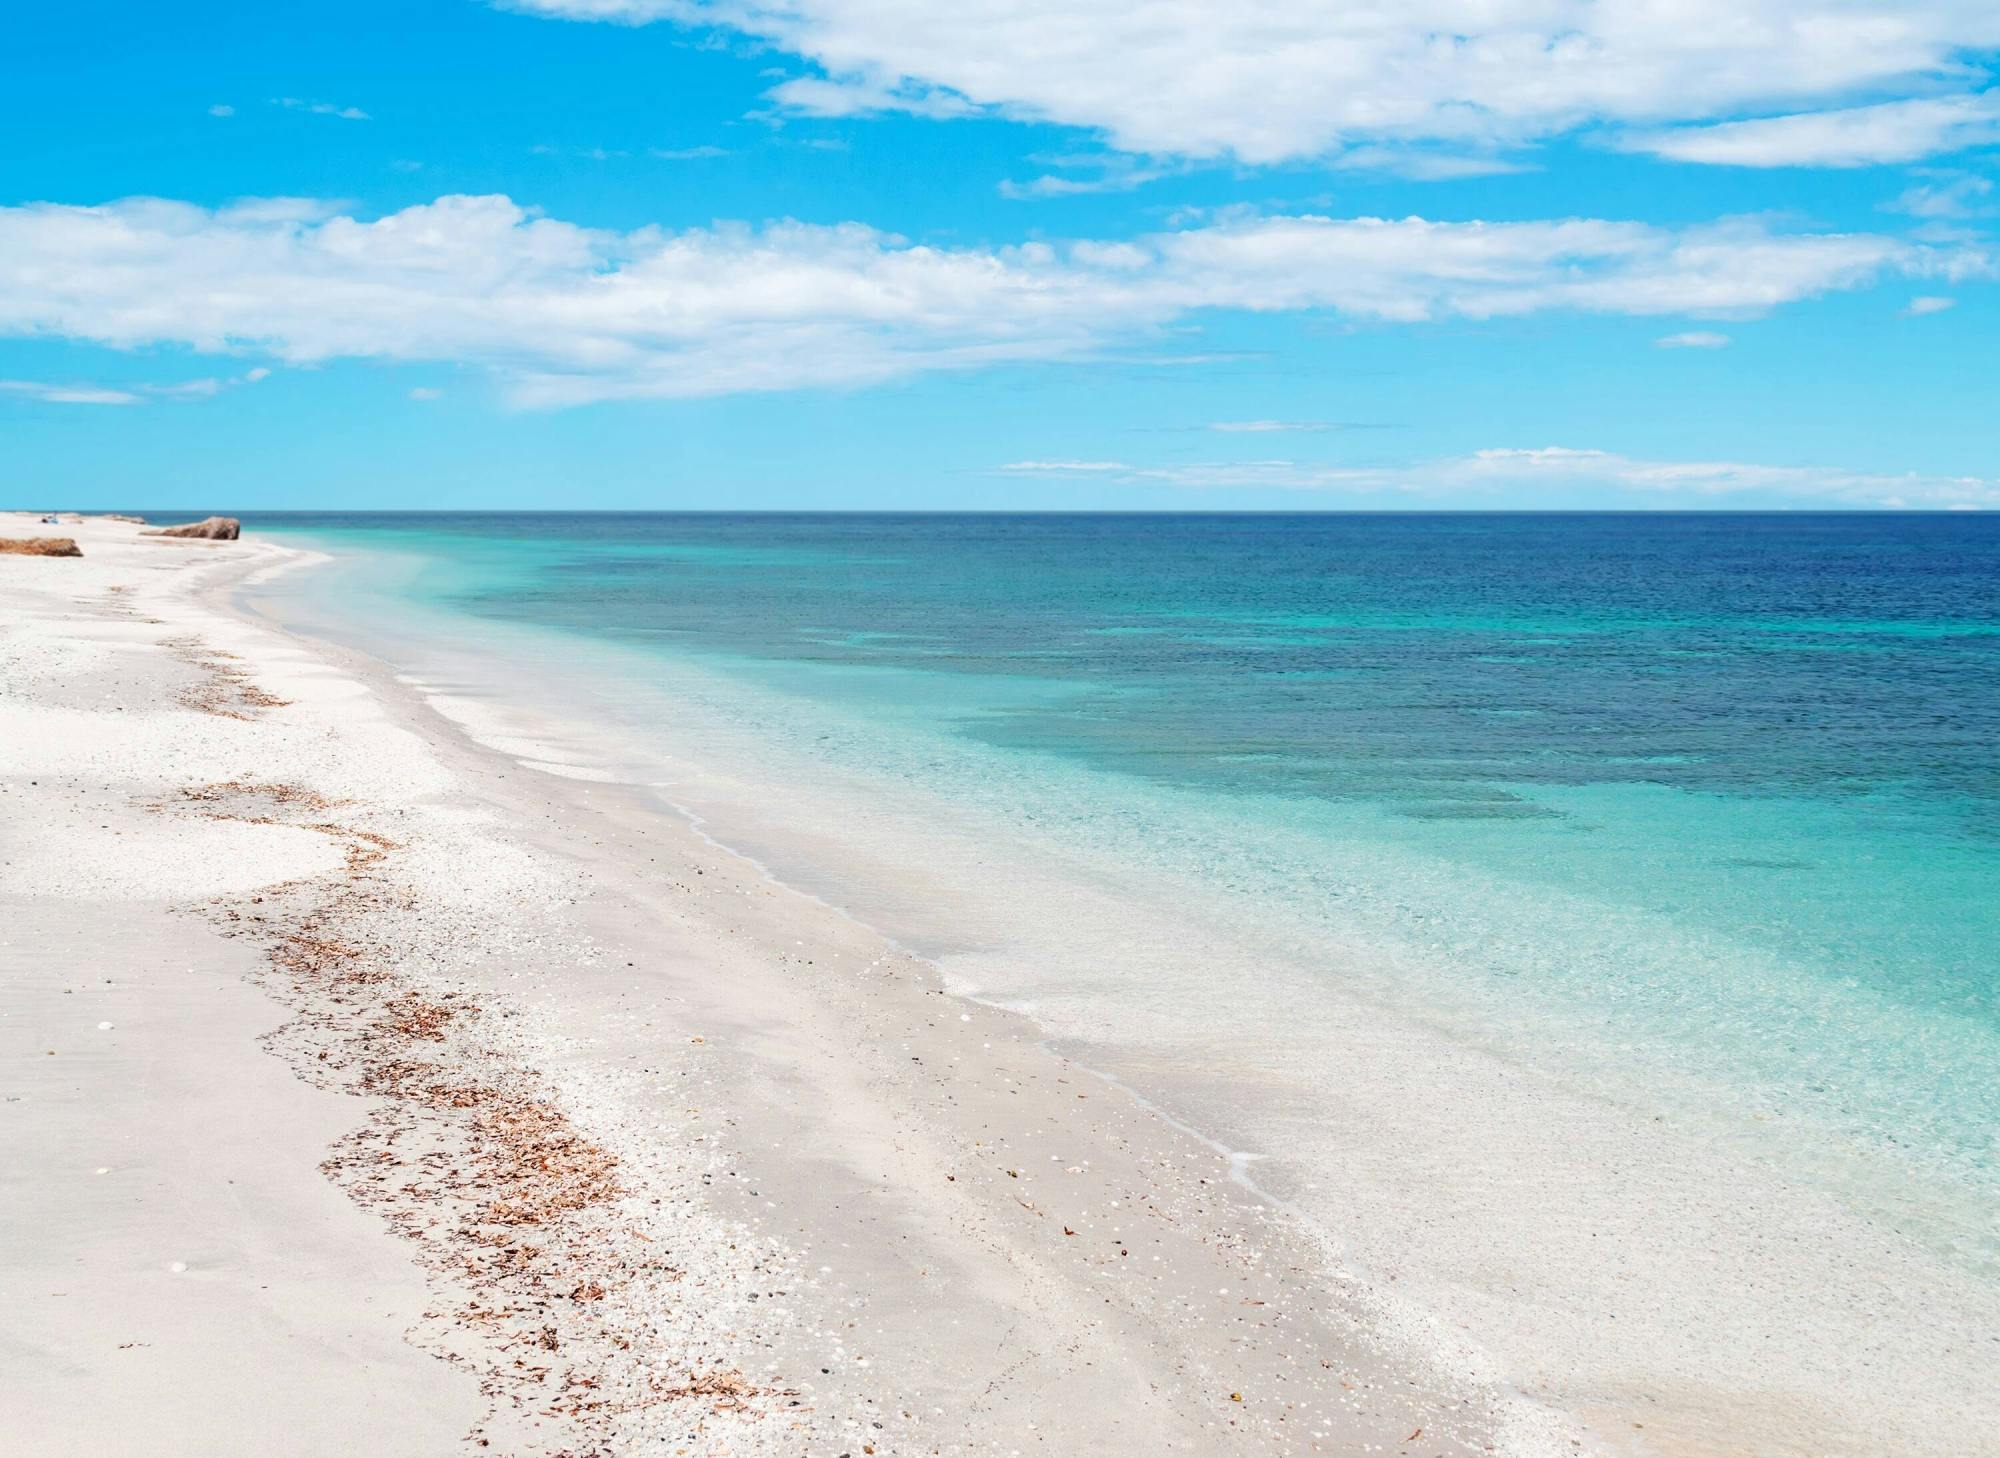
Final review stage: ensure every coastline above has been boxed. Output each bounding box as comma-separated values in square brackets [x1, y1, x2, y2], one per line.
[13, 514, 2000, 1457]
[245, 518, 2000, 1458]
[2, 518, 1560, 1455]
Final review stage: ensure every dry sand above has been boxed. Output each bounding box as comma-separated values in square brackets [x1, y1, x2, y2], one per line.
[0, 515, 1584, 1456]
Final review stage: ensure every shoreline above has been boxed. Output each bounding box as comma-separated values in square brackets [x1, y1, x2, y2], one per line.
[3, 519, 1561, 1454]
[243, 521, 2000, 1458]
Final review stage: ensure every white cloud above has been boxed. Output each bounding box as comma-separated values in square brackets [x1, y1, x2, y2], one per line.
[1904, 294, 1957, 314]
[208, 104, 235, 119]
[999, 153, 1172, 199]
[0, 368, 273, 407]
[144, 377, 224, 399]
[497, 1, 2000, 165]
[0, 193, 1968, 406]
[0, 379, 143, 406]
[409, 386, 444, 400]
[536, 143, 630, 159]
[1622, 92, 2000, 167]
[1002, 446, 2000, 508]
[273, 97, 372, 122]
[651, 145, 731, 159]
[143, 367, 273, 399]
[1210, 420, 1330, 433]
[1330, 148, 1532, 181]
[1655, 330, 1731, 347]
[1887, 170, 1996, 219]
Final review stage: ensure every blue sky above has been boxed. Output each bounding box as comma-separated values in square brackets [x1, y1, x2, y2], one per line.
[2, 1, 1995, 509]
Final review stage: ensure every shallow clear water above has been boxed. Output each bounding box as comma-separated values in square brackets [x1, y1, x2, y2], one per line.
[251, 512, 2000, 1269]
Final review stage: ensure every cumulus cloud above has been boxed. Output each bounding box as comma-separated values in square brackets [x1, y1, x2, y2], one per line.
[496, 0, 2000, 165]
[0, 193, 1967, 406]
[1656, 330, 1731, 347]
[1002, 447, 2000, 508]
[1622, 92, 2000, 167]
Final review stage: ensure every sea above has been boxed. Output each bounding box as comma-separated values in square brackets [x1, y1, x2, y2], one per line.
[243, 511, 2000, 1438]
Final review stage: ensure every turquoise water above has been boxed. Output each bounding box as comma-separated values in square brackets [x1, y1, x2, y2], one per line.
[252, 512, 2000, 1267]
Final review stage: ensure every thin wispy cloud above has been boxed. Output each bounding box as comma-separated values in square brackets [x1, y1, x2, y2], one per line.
[0, 368, 271, 407]
[652, 145, 730, 160]
[1622, 93, 2000, 168]
[146, 367, 272, 399]
[1656, 331, 1732, 348]
[1886, 171, 1996, 220]
[499, 1, 2000, 167]
[273, 96, 372, 121]
[0, 379, 143, 406]
[533, 143, 632, 159]
[1001, 447, 2000, 509]
[1330, 148, 1531, 181]
[1209, 420, 1332, 433]
[208, 104, 235, 118]
[0, 194, 1974, 406]
[999, 152, 1173, 199]
[1904, 295, 1957, 315]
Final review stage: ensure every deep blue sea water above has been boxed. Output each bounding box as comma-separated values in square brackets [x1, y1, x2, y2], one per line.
[250, 512, 2000, 1268]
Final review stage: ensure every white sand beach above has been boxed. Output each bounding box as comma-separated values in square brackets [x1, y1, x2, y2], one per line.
[1, 516, 1587, 1455]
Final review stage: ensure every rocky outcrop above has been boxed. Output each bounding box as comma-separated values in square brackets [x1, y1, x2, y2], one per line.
[143, 516, 241, 541]
[0, 537, 83, 557]
[100, 514, 147, 524]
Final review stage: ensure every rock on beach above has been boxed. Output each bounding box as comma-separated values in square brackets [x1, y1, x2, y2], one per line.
[0, 536, 83, 557]
[142, 516, 241, 541]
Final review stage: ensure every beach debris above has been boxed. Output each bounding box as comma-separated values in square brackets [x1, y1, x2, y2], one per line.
[0, 536, 82, 557]
[656, 1368, 773, 1412]
[157, 774, 806, 1455]
[158, 637, 293, 718]
[378, 992, 458, 1041]
[142, 515, 241, 541]
[179, 780, 332, 811]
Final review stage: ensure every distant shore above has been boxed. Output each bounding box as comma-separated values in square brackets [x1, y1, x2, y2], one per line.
[1, 513, 1558, 1455]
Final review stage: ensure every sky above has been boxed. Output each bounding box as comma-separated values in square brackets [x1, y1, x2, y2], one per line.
[2, 1, 1996, 510]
